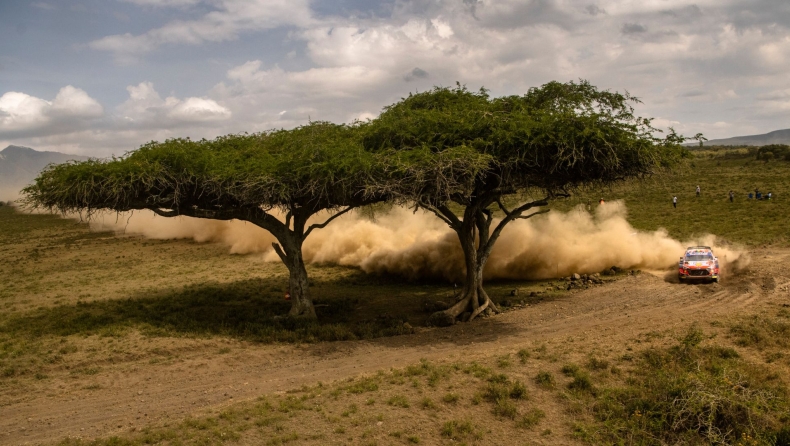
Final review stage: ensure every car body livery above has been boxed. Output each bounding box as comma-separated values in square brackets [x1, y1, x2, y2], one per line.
[678, 246, 719, 283]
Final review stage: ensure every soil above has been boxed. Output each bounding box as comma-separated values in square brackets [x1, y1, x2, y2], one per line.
[3, 248, 790, 445]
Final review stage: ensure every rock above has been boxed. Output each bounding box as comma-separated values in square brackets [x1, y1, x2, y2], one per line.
[581, 274, 588, 281]
[483, 308, 493, 316]
[571, 273, 581, 281]
[403, 322, 413, 331]
[510, 289, 519, 296]
[427, 311, 456, 327]
[460, 311, 472, 322]
[501, 299, 512, 307]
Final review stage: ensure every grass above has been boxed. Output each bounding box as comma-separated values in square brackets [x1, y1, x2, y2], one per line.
[3, 147, 790, 444]
[29, 310, 790, 445]
[567, 325, 790, 445]
[548, 151, 790, 246]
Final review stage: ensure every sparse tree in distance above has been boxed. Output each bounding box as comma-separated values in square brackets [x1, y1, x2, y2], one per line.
[364, 81, 693, 326]
[24, 122, 384, 319]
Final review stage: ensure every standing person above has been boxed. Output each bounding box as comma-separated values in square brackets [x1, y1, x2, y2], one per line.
[673, 196, 678, 208]
[696, 185, 701, 197]
[729, 190, 735, 202]
[599, 197, 605, 205]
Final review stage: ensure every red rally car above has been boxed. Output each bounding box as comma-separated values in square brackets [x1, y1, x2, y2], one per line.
[678, 246, 720, 283]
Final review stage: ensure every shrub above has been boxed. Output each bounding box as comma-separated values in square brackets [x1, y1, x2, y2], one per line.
[534, 371, 555, 389]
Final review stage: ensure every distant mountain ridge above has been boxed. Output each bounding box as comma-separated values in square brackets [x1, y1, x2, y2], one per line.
[0, 145, 89, 201]
[701, 128, 790, 147]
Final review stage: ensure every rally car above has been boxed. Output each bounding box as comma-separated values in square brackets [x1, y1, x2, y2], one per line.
[678, 246, 719, 283]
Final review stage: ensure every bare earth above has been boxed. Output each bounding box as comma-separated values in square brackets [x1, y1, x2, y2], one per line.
[3, 248, 790, 445]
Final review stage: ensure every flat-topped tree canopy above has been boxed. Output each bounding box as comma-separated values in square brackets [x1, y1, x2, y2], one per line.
[23, 121, 387, 319]
[363, 80, 692, 325]
[364, 81, 689, 199]
[25, 121, 379, 217]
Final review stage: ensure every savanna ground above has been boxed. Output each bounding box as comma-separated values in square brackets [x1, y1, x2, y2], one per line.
[1, 148, 789, 445]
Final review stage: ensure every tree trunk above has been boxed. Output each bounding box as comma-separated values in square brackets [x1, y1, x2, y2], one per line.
[428, 213, 498, 326]
[286, 249, 316, 318]
[272, 230, 317, 319]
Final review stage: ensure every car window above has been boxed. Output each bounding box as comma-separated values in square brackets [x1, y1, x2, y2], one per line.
[685, 255, 711, 261]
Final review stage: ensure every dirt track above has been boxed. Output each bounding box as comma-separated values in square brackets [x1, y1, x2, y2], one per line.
[3, 249, 790, 445]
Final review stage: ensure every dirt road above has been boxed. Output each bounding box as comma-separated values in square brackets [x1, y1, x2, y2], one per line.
[3, 249, 790, 445]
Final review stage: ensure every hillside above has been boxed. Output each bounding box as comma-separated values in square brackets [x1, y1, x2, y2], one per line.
[0, 145, 88, 201]
[700, 128, 790, 146]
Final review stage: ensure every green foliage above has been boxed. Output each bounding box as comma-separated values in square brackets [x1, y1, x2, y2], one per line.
[534, 371, 555, 389]
[517, 409, 546, 429]
[755, 144, 790, 161]
[569, 327, 790, 445]
[364, 80, 692, 204]
[440, 420, 481, 440]
[24, 121, 381, 215]
[553, 148, 790, 246]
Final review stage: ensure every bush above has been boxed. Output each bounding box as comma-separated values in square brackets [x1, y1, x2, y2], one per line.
[569, 327, 790, 445]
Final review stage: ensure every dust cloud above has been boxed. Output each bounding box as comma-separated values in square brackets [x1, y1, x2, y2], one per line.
[84, 201, 749, 281]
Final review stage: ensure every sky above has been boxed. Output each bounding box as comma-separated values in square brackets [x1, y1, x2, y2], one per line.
[1, 0, 789, 157]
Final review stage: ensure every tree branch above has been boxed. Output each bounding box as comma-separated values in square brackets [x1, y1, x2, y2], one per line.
[517, 208, 550, 220]
[305, 206, 354, 238]
[435, 204, 462, 230]
[480, 197, 549, 262]
[148, 208, 179, 218]
[271, 242, 288, 263]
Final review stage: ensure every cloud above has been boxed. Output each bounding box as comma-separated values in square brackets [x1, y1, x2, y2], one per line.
[6, 0, 790, 156]
[404, 67, 429, 81]
[120, 0, 201, 6]
[31, 2, 56, 11]
[585, 5, 606, 16]
[118, 82, 231, 125]
[621, 22, 647, 34]
[90, 0, 313, 63]
[0, 86, 103, 137]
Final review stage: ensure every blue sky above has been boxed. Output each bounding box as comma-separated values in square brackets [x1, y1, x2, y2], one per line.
[1, 0, 789, 156]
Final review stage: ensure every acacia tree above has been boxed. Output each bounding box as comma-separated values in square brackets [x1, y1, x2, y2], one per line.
[364, 81, 692, 325]
[24, 122, 384, 319]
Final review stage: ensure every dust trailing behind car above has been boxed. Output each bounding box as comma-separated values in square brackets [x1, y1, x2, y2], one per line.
[82, 201, 749, 281]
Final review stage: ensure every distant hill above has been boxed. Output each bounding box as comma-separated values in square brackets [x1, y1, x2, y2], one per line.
[700, 128, 790, 147]
[0, 145, 89, 202]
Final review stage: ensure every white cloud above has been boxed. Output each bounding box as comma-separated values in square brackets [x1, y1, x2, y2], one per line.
[90, 0, 313, 63]
[120, 0, 201, 6]
[6, 0, 790, 155]
[118, 82, 231, 125]
[51, 86, 104, 118]
[0, 86, 103, 135]
[0, 92, 51, 131]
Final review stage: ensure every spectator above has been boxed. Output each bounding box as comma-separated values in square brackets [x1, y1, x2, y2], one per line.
[696, 185, 701, 197]
[729, 190, 735, 202]
[748, 192, 753, 199]
[673, 196, 678, 208]
[599, 197, 605, 205]
[756, 191, 763, 200]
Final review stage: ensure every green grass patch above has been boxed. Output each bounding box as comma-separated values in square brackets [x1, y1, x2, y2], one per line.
[567, 326, 790, 445]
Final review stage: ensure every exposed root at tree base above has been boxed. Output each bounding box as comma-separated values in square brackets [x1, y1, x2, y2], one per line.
[427, 287, 500, 327]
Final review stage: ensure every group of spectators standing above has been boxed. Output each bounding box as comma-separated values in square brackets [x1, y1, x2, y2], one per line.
[670, 185, 773, 208]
